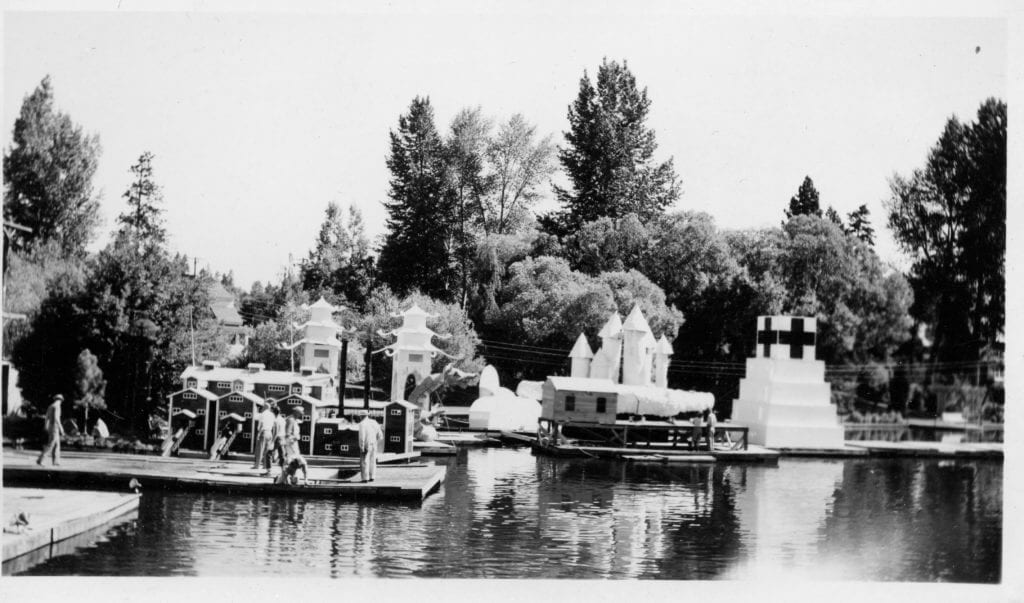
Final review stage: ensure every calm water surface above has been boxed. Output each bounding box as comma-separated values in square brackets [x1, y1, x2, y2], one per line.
[13, 448, 1002, 581]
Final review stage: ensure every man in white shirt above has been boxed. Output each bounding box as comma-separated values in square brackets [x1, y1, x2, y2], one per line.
[357, 414, 384, 482]
[252, 401, 276, 473]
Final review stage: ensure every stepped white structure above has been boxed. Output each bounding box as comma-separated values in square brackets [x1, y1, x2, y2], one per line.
[731, 316, 844, 448]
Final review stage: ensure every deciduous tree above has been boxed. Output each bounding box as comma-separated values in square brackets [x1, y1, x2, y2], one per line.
[3, 76, 101, 254]
[886, 98, 1005, 365]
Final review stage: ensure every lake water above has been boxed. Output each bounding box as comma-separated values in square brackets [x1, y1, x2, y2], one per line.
[12, 448, 1002, 581]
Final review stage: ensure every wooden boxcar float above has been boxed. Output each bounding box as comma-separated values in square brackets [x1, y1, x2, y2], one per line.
[214, 390, 265, 454]
[383, 400, 418, 454]
[167, 387, 220, 451]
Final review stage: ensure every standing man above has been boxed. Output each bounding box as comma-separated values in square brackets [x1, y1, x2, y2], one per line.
[37, 394, 65, 466]
[251, 401, 276, 473]
[357, 413, 384, 483]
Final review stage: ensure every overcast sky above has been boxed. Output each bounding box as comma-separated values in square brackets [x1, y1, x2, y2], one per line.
[2, 3, 1009, 289]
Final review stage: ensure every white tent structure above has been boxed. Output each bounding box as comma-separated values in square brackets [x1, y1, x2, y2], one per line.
[468, 389, 542, 433]
[467, 368, 542, 432]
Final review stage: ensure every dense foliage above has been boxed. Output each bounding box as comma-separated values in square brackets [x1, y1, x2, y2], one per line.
[3, 76, 101, 255]
[886, 98, 1005, 366]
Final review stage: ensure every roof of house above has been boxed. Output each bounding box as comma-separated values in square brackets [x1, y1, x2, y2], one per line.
[278, 393, 335, 408]
[182, 365, 334, 387]
[211, 304, 244, 326]
[218, 390, 266, 404]
[168, 387, 220, 401]
[208, 281, 236, 304]
[547, 376, 619, 394]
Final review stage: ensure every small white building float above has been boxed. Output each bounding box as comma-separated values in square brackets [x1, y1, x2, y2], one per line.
[536, 306, 727, 454]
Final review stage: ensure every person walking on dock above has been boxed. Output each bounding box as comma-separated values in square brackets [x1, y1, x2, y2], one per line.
[705, 409, 717, 452]
[358, 414, 384, 482]
[37, 394, 65, 466]
[270, 404, 286, 476]
[252, 401, 276, 473]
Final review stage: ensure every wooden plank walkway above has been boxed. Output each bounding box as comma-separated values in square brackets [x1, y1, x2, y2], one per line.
[533, 443, 781, 464]
[3, 450, 446, 502]
[3, 487, 140, 572]
[845, 440, 1003, 459]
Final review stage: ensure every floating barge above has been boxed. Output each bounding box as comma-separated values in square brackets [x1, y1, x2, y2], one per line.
[3, 450, 446, 503]
[3, 487, 140, 574]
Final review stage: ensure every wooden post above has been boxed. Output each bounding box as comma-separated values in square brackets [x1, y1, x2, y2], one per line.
[338, 338, 348, 416]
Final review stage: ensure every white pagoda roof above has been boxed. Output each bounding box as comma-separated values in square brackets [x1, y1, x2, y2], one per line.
[394, 303, 436, 319]
[306, 297, 337, 312]
[569, 333, 594, 359]
[297, 319, 345, 330]
[294, 336, 343, 349]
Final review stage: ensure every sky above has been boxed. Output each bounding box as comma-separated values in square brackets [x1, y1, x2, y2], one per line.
[2, 2, 1010, 289]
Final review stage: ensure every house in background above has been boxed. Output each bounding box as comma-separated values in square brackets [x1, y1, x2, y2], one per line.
[208, 281, 249, 358]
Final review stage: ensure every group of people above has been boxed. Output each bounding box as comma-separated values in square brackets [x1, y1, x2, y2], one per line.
[250, 401, 308, 485]
[35, 391, 387, 485]
[250, 401, 385, 485]
[690, 409, 718, 451]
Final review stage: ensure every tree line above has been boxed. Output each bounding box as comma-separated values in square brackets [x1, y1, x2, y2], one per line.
[3, 61, 1005, 431]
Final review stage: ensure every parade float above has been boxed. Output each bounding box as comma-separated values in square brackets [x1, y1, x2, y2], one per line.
[535, 306, 718, 453]
[730, 315, 844, 449]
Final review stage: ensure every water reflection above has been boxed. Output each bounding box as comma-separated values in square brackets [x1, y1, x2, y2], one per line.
[14, 449, 1001, 582]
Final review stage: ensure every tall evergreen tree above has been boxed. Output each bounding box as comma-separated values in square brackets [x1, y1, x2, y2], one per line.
[119, 151, 166, 244]
[301, 202, 374, 309]
[378, 97, 457, 301]
[846, 204, 875, 246]
[887, 98, 1005, 365]
[3, 76, 101, 255]
[785, 176, 822, 219]
[542, 59, 680, 236]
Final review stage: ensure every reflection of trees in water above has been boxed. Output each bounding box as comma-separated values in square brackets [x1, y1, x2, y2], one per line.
[648, 465, 743, 579]
[820, 459, 1001, 582]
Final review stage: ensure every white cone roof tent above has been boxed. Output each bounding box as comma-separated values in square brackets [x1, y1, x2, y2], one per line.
[569, 333, 595, 358]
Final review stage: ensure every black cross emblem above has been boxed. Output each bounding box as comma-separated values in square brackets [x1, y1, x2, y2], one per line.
[777, 318, 816, 359]
[756, 317, 778, 357]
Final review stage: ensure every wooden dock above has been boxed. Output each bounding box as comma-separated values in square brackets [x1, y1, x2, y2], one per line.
[845, 440, 1003, 459]
[533, 442, 781, 464]
[3, 487, 140, 574]
[3, 450, 446, 502]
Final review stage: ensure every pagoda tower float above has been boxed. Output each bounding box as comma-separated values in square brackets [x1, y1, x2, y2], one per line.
[380, 304, 452, 405]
